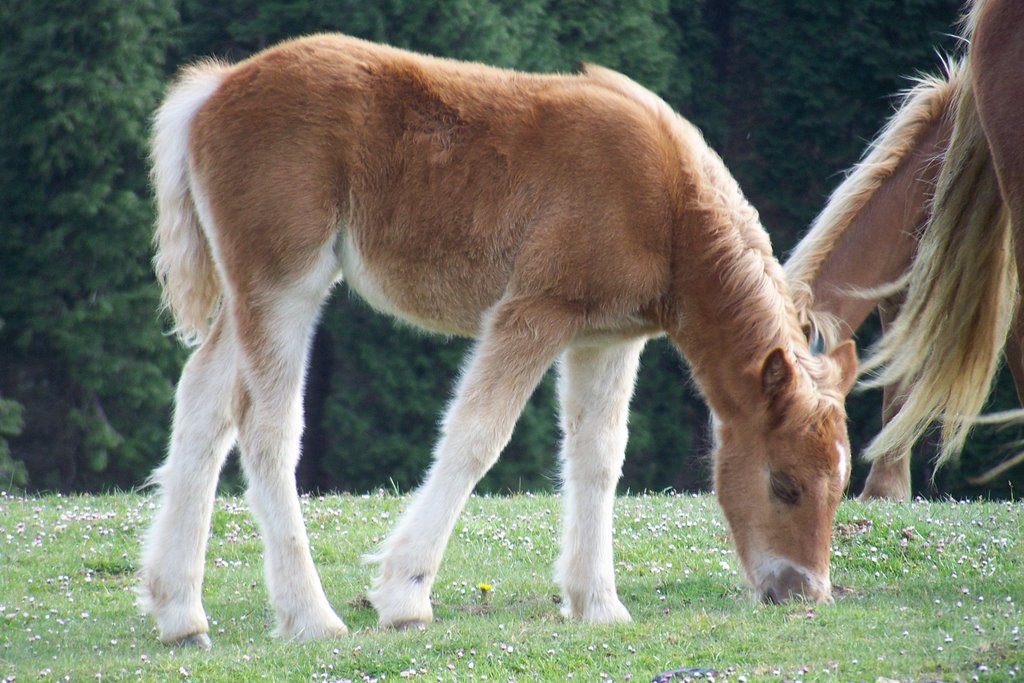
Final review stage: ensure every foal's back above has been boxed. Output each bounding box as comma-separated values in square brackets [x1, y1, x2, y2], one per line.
[189, 33, 680, 337]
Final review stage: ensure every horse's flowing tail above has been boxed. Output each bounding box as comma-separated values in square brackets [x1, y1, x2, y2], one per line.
[151, 61, 228, 346]
[860, 62, 1018, 467]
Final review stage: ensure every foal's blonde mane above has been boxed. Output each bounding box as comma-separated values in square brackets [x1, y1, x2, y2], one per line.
[582, 64, 843, 409]
[699, 144, 847, 408]
[785, 60, 962, 349]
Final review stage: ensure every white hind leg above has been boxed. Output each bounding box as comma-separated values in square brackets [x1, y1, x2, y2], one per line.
[368, 296, 577, 627]
[139, 313, 238, 647]
[555, 338, 645, 623]
[233, 253, 347, 640]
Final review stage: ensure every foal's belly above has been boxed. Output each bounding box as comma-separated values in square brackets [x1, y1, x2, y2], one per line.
[335, 228, 507, 337]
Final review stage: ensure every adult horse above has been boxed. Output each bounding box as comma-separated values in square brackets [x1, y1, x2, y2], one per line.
[786, 0, 1022, 500]
[139, 35, 856, 646]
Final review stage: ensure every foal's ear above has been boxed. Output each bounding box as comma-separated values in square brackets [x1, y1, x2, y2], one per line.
[828, 340, 858, 395]
[761, 347, 796, 425]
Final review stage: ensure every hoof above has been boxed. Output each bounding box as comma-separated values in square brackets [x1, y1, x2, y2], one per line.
[368, 584, 434, 629]
[856, 485, 909, 502]
[560, 594, 632, 624]
[275, 614, 350, 641]
[393, 620, 428, 632]
[293, 622, 350, 641]
[171, 632, 212, 650]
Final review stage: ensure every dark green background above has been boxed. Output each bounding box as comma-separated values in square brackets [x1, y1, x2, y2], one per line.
[3, 0, 1020, 498]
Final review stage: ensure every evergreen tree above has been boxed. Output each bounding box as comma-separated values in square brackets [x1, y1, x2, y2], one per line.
[713, 0, 962, 244]
[0, 0, 180, 489]
[0, 394, 27, 489]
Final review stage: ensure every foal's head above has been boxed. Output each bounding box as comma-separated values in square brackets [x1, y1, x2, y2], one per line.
[713, 341, 857, 604]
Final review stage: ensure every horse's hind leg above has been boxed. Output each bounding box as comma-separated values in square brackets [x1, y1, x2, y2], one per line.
[859, 397, 913, 501]
[368, 295, 577, 628]
[859, 296, 912, 502]
[139, 312, 239, 647]
[555, 338, 645, 623]
[858, 389, 912, 501]
[232, 245, 347, 640]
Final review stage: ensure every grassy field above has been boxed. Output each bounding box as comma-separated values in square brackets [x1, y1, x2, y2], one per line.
[0, 490, 1020, 682]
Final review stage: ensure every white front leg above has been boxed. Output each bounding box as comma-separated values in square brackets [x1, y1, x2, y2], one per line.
[555, 339, 645, 623]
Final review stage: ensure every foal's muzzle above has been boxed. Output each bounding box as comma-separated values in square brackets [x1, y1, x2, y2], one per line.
[755, 559, 833, 605]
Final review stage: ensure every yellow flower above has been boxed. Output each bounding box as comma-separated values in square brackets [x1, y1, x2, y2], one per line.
[478, 582, 492, 593]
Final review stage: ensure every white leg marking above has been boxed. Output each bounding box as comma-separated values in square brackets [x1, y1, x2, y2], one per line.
[368, 303, 570, 627]
[555, 339, 645, 623]
[139, 315, 238, 644]
[235, 244, 347, 640]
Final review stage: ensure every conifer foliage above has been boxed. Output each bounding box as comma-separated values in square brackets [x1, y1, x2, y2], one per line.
[0, 0, 180, 489]
[7, 0, 1007, 498]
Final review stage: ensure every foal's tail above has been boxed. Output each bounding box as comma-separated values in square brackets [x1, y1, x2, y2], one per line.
[151, 61, 228, 346]
[860, 61, 1018, 467]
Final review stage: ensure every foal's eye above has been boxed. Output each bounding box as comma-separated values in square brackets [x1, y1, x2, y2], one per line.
[769, 471, 802, 505]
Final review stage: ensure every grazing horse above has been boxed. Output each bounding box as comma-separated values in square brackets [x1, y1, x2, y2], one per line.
[786, 0, 1023, 500]
[139, 34, 857, 646]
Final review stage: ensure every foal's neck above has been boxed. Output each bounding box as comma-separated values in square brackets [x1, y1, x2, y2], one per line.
[666, 218, 809, 419]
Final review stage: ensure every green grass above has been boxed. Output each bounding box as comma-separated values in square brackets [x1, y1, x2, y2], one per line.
[1, 490, 1021, 682]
